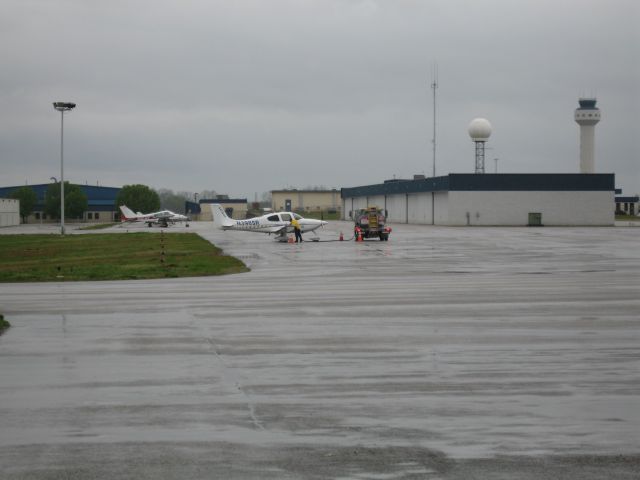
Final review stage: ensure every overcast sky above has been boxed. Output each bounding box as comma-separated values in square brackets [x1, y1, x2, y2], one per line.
[2, 0, 638, 199]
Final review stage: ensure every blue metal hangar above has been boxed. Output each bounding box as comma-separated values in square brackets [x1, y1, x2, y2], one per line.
[0, 184, 120, 224]
[341, 173, 615, 226]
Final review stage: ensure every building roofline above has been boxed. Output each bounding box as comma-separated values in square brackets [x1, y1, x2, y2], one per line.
[198, 198, 247, 204]
[271, 189, 339, 193]
[341, 173, 615, 198]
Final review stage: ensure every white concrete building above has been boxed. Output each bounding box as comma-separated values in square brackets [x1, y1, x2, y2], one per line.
[271, 189, 341, 214]
[196, 199, 248, 221]
[342, 174, 615, 226]
[0, 198, 20, 227]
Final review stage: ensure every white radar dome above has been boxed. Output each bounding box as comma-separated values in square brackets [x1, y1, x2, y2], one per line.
[468, 118, 492, 141]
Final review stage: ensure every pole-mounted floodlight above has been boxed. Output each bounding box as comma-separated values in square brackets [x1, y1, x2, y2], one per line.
[53, 102, 76, 111]
[52, 102, 76, 235]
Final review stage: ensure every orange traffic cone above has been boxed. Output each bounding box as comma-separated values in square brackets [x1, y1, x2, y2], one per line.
[339, 231, 344, 241]
[288, 235, 294, 243]
[357, 230, 363, 242]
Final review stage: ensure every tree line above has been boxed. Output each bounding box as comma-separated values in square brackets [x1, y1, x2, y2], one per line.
[9, 183, 88, 223]
[7, 184, 216, 223]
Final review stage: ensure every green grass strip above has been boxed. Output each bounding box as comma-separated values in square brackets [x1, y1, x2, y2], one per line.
[615, 215, 640, 222]
[78, 223, 118, 230]
[0, 314, 9, 335]
[0, 233, 248, 282]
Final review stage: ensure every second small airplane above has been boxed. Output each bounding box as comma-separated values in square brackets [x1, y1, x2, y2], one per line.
[210, 204, 327, 240]
[119, 205, 190, 228]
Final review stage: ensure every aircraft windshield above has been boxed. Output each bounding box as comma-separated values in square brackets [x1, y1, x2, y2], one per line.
[293, 213, 302, 220]
[280, 213, 292, 221]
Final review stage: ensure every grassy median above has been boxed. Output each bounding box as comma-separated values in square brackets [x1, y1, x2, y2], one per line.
[0, 314, 9, 335]
[0, 233, 248, 282]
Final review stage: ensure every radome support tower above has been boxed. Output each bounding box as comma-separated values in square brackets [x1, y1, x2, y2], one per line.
[574, 98, 601, 173]
[468, 118, 492, 174]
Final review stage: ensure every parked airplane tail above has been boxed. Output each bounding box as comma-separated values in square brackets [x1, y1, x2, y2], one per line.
[119, 205, 137, 221]
[210, 204, 236, 229]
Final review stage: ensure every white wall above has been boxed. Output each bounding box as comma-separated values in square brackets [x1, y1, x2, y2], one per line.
[385, 194, 407, 223]
[405, 192, 450, 225]
[0, 198, 20, 227]
[407, 193, 430, 224]
[366, 195, 386, 213]
[342, 190, 613, 226]
[447, 191, 613, 226]
[434, 191, 449, 224]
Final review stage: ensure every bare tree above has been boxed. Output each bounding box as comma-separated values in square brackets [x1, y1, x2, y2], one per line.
[199, 190, 218, 200]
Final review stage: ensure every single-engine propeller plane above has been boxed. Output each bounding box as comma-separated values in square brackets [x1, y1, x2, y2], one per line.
[119, 205, 190, 228]
[210, 204, 327, 241]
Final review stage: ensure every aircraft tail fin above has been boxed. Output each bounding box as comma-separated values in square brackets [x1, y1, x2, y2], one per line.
[119, 205, 137, 221]
[210, 204, 236, 229]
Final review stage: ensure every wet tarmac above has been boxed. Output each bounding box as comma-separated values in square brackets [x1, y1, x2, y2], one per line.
[0, 222, 639, 479]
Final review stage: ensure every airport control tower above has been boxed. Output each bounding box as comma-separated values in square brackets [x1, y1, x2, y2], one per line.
[574, 98, 601, 173]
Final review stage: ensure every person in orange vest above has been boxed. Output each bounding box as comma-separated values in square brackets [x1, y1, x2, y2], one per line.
[291, 218, 303, 243]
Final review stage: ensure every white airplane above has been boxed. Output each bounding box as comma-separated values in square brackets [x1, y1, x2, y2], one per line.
[119, 205, 190, 228]
[210, 204, 327, 241]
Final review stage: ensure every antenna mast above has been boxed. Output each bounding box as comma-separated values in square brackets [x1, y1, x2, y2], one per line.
[431, 63, 438, 178]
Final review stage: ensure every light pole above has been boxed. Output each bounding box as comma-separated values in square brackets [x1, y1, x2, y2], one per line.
[53, 102, 76, 235]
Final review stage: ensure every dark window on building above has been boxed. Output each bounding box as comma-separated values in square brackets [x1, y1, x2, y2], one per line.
[35, 212, 40, 220]
[95, 212, 100, 220]
[87, 212, 93, 220]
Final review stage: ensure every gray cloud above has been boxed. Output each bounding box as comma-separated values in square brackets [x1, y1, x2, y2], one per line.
[1, 0, 638, 197]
